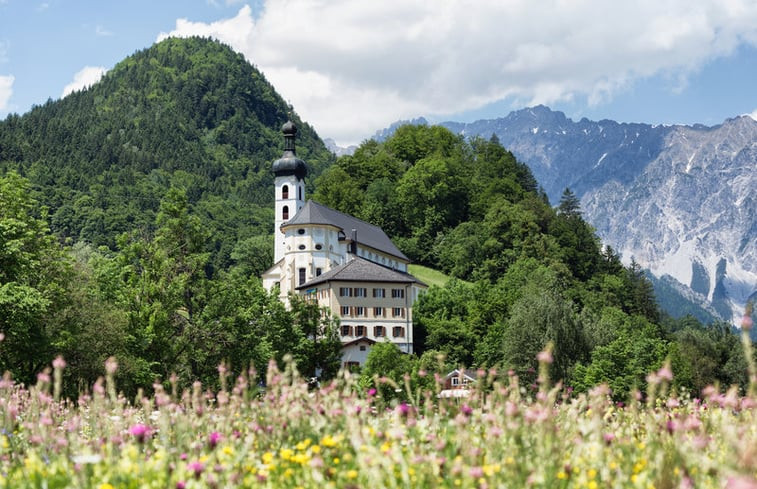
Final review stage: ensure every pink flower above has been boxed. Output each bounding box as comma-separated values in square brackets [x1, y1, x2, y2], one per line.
[725, 476, 757, 489]
[105, 357, 118, 375]
[461, 404, 473, 417]
[129, 424, 150, 443]
[176, 482, 186, 489]
[367, 388, 377, 397]
[657, 365, 673, 382]
[52, 356, 66, 369]
[536, 350, 553, 364]
[742, 315, 753, 331]
[208, 431, 221, 449]
[187, 461, 204, 478]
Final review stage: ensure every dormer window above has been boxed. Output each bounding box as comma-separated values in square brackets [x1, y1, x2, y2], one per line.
[282, 185, 289, 199]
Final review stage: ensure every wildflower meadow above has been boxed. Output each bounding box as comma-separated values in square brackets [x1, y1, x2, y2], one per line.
[1, 326, 756, 489]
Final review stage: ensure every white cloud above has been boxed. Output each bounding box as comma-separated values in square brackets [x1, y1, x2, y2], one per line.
[0, 75, 13, 111]
[749, 109, 757, 121]
[95, 25, 113, 37]
[61, 66, 106, 98]
[159, 1, 757, 145]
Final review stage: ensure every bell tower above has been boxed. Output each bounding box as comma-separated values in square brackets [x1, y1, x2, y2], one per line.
[272, 121, 307, 263]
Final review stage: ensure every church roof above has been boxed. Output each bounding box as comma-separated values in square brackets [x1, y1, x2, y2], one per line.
[296, 257, 425, 289]
[272, 121, 307, 179]
[284, 200, 409, 261]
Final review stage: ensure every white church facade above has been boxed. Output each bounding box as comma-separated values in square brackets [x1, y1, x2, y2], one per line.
[262, 121, 426, 368]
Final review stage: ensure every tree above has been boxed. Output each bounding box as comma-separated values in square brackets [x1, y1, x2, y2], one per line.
[502, 281, 588, 384]
[287, 294, 342, 380]
[0, 173, 69, 383]
[361, 341, 416, 399]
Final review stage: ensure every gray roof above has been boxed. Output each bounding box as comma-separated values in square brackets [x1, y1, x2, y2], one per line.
[284, 200, 408, 261]
[296, 257, 425, 289]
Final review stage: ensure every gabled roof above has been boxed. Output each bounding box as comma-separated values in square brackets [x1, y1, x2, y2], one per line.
[341, 337, 377, 348]
[284, 200, 408, 261]
[296, 257, 425, 289]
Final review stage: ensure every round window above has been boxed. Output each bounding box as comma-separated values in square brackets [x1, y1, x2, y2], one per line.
[298, 244, 306, 250]
[297, 229, 305, 235]
[315, 244, 323, 250]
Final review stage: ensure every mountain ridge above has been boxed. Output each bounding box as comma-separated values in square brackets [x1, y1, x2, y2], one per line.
[372, 106, 756, 324]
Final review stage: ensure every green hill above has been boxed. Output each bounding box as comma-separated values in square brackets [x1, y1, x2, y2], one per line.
[0, 36, 334, 271]
[409, 264, 466, 288]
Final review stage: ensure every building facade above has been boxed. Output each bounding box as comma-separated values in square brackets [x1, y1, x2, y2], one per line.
[262, 122, 426, 367]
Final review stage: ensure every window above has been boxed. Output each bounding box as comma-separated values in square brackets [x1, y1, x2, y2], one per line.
[315, 244, 323, 250]
[374, 326, 385, 337]
[298, 268, 306, 286]
[374, 307, 384, 317]
[393, 326, 405, 337]
[316, 268, 322, 276]
[355, 306, 365, 317]
[297, 228, 305, 235]
[339, 287, 352, 297]
[282, 205, 289, 220]
[392, 307, 405, 318]
[298, 244, 306, 250]
[341, 325, 353, 337]
[298, 186, 302, 200]
[344, 361, 360, 371]
[451, 377, 459, 386]
[359, 345, 366, 351]
[391, 288, 405, 299]
[373, 288, 385, 298]
[355, 325, 366, 336]
[341, 306, 350, 317]
[282, 185, 289, 199]
[354, 287, 367, 297]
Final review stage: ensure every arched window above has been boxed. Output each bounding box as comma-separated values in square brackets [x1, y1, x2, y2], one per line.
[298, 185, 302, 200]
[282, 185, 289, 199]
[282, 205, 289, 220]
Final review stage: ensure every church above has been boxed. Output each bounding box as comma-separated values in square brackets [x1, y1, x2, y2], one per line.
[262, 121, 426, 368]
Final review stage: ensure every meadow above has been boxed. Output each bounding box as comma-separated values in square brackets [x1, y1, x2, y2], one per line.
[1, 333, 756, 489]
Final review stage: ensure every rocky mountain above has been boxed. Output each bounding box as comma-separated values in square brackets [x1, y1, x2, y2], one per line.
[419, 106, 755, 324]
[323, 138, 358, 157]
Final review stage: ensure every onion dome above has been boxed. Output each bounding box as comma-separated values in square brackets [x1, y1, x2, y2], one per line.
[272, 120, 308, 179]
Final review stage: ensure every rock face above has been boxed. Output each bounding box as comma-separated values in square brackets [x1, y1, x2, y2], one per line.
[431, 106, 756, 324]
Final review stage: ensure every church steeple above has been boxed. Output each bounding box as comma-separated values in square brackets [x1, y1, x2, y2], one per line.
[272, 120, 308, 179]
[273, 120, 307, 263]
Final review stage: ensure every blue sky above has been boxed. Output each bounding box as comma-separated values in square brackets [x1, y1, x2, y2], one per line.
[2, 0, 757, 145]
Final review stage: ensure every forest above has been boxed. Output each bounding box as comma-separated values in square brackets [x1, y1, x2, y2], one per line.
[0, 37, 753, 400]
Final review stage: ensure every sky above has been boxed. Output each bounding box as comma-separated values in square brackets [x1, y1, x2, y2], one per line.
[2, 1, 757, 146]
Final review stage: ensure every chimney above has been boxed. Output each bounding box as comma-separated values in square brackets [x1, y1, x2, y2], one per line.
[349, 229, 357, 255]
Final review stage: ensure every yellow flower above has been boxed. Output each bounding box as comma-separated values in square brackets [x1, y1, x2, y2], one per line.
[99, 485, 115, 489]
[588, 468, 597, 479]
[262, 452, 274, 464]
[280, 448, 294, 461]
[347, 469, 358, 479]
[222, 445, 234, 456]
[311, 445, 321, 454]
[557, 471, 568, 480]
[321, 435, 339, 448]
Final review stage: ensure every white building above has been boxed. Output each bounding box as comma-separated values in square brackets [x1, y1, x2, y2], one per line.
[262, 121, 426, 368]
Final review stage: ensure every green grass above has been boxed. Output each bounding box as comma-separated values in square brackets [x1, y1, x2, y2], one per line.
[409, 264, 467, 287]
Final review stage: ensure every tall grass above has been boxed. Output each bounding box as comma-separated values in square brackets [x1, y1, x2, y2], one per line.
[0, 336, 755, 489]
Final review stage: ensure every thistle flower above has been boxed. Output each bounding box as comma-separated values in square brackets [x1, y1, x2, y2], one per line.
[129, 424, 150, 443]
[208, 431, 222, 449]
